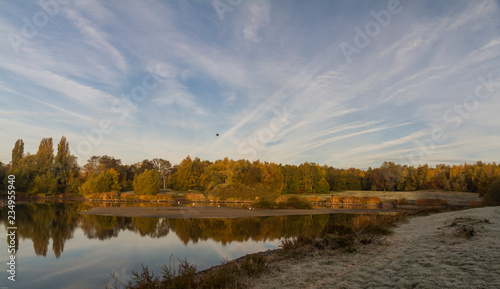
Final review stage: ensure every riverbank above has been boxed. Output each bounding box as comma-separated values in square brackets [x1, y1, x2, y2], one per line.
[80, 206, 397, 218]
[249, 206, 500, 288]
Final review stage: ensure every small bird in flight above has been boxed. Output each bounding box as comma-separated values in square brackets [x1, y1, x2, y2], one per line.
[216, 133, 220, 137]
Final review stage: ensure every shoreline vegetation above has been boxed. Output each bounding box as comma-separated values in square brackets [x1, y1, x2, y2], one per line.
[104, 206, 500, 289]
[103, 205, 500, 289]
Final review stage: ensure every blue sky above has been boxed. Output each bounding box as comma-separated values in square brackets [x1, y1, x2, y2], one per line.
[1, 0, 499, 168]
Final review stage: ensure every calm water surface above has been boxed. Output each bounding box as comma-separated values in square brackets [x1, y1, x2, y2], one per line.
[0, 202, 354, 289]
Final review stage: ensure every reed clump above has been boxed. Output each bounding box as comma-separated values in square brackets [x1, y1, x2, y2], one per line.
[327, 196, 382, 205]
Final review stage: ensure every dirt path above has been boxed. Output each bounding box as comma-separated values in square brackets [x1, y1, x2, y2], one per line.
[250, 206, 500, 289]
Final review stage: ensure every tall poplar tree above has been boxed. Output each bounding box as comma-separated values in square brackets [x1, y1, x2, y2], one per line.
[11, 139, 24, 167]
[36, 137, 54, 174]
[54, 136, 78, 186]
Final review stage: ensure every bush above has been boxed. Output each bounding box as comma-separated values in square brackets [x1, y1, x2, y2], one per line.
[250, 198, 277, 209]
[277, 197, 312, 209]
[240, 255, 266, 277]
[415, 198, 448, 206]
[210, 183, 280, 202]
[328, 196, 381, 205]
[484, 178, 500, 206]
[185, 193, 206, 202]
[457, 225, 476, 239]
[120, 192, 134, 200]
[396, 198, 409, 205]
[467, 200, 484, 208]
[199, 261, 242, 289]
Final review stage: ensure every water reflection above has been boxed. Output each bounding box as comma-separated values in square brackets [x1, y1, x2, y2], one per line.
[0, 202, 379, 259]
[0, 202, 388, 289]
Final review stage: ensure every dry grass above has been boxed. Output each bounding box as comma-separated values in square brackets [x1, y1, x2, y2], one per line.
[327, 196, 382, 205]
[185, 193, 207, 202]
[467, 200, 484, 208]
[396, 198, 409, 205]
[304, 196, 324, 203]
[86, 191, 119, 200]
[415, 198, 448, 206]
[117, 193, 173, 202]
[324, 190, 481, 206]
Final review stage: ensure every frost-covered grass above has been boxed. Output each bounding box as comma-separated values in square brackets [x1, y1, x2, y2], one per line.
[250, 207, 500, 289]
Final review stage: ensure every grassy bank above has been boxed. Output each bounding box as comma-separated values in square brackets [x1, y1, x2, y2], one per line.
[104, 206, 457, 289]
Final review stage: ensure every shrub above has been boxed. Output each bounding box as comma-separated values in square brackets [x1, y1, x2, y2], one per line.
[277, 197, 312, 209]
[210, 183, 280, 202]
[240, 255, 266, 277]
[396, 198, 409, 205]
[467, 200, 484, 208]
[328, 196, 381, 205]
[185, 193, 206, 202]
[250, 198, 277, 209]
[199, 261, 242, 289]
[120, 192, 134, 200]
[415, 198, 448, 206]
[457, 225, 476, 239]
[484, 178, 500, 206]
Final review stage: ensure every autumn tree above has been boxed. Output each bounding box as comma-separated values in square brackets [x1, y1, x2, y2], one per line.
[133, 169, 160, 195]
[54, 136, 80, 193]
[36, 137, 54, 174]
[11, 139, 24, 167]
[171, 156, 208, 191]
[24, 137, 57, 195]
[79, 169, 121, 196]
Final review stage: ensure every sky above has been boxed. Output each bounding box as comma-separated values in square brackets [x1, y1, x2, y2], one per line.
[0, 0, 499, 169]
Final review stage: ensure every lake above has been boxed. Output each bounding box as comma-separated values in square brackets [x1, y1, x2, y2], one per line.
[0, 202, 362, 289]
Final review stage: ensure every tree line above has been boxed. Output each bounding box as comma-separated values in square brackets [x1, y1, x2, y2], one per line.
[1, 137, 499, 199]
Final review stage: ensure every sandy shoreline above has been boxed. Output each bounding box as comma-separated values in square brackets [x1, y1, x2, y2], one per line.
[80, 206, 395, 218]
[250, 206, 500, 288]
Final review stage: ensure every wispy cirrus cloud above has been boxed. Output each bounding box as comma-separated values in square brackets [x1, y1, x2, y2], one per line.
[0, 0, 499, 168]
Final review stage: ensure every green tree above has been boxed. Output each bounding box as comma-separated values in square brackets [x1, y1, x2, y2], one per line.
[171, 156, 208, 191]
[28, 173, 57, 195]
[36, 137, 54, 174]
[54, 136, 79, 192]
[0, 161, 7, 191]
[152, 158, 172, 189]
[133, 169, 160, 195]
[11, 139, 24, 167]
[79, 169, 121, 196]
[317, 178, 330, 194]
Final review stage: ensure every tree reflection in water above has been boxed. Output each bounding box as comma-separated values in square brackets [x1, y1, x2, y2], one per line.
[1, 202, 380, 258]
